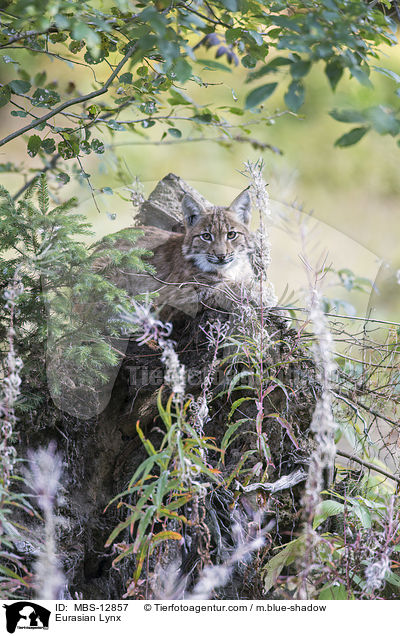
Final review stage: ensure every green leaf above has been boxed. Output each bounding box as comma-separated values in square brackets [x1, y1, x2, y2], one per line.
[313, 499, 344, 529]
[91, 138, 105, 154]
[119, 72, 133, 84]
[262, 538, 304, 593]
[106, 120, 125, 131]
[366, 105, 400, 136]
[71, 23, 101, 51]
[334, 126, 369, 147]
[87, 104, 101, 118]
[330, 109, 366, 123]
[11, 110, 28, 118]
[225, 27, 242, 45]
[27, 135, 42, 158]
[34, 71, 47, 87]
[321, 0, 338, 9]
[246, 57, 291, 82]
[54, 13, 70, 29]
[31, 88, 60, 108]
[33, 122, 46, 132]
[69, 38, 84, 53]
[351, 501, 372, 528]
[319, 584, 349, 600]
[168, 128, 182, 138]
[191, 111, 211, 124]
[56, 172, 70, 184]
[229, 107, 244, 115]
[228, 396, 253, 419]
[0, 162, 17, 172]
[373, 66, 400, 84]
[290, 60, 311, 79]
[284, 80, 304, 112]
[9, 79, 31, 95]
[221, 418, 247, 454]
[196, 59, 232, 73]
[0, 85, 11, 108]
[58, 140, 76, 160]
[136, 421, 157, 457]
[221, 0, 238, 10]
[245, 82, 278, 109]
[350, 65, 373, 88]
[149, 530, 182, 550]
[173, 58, 192, 84]
[41, 138, 56, 154]
[241, 55, 257, 69]
[248, 30, 263, 47]
[80, 140, 91, 156]
[325, 59, 343, 90]
[167, 89, 192, 106]
[0, 565, 29, 586]
[140, 6, 167, 36]
[384, 570, 400, 588]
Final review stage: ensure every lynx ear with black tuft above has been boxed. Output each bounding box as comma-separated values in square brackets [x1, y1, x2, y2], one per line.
[182, 194, 204, 226]
[230, 188, 251, 225]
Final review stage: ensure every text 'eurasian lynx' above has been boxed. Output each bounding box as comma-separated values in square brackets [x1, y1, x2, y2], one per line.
[94, 189, 259, 317]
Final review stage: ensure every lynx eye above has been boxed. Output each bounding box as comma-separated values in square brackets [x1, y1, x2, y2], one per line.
[200, 232, 212, 241]
[227, 230, 237, 240]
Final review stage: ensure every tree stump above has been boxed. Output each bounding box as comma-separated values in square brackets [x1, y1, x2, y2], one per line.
[17, 175, 318, 600]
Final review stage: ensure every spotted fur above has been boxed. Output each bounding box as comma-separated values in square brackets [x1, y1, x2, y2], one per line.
[94, 190, 256, 317]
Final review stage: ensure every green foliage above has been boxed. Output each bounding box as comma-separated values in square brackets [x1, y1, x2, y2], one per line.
[263, 470, 400, 599]
[0, 285, 37, 598]
[334, 126, 370, 148]
[0, 175, 147, 409]
[331, 104, 400, 145]
[105, 390, 220, 592]
[1, 1, 400, 600]
[319, 266, 374, 316]
[216, 320, 303, 468]
[262, 537, 305, 593]
[0, 0, 398, 191]
[245, 82, 278, 109]
[312, 475, 400, 599]
[0, 476, 37, 598]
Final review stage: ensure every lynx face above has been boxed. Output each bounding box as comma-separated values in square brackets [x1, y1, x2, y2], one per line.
[181, 190, 254, 275]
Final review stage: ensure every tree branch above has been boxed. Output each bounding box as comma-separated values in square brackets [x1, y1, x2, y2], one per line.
[177, 2, 231, 28]
[107, 134, 282, 151]
[12, 99, 136, 200]
[0, 28, 58, 48]
[0, 44, 137, 149]
[333, 389, 399, 429]
[13, 154, 60, 201]
[275, 306, 400, 328]
[336, 449, 400, 484]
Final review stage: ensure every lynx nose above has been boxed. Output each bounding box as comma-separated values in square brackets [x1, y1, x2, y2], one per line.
[215, 253, 227, 261]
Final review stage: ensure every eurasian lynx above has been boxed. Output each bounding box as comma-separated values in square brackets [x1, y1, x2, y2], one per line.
[94, 189, 258, 317]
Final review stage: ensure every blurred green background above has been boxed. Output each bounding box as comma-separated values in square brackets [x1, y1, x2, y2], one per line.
[2, 37, 399, 320]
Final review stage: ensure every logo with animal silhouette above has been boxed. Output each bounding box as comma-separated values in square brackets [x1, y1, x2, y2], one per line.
[3, 602, 50, 633]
